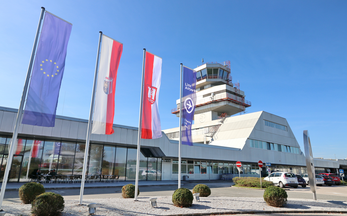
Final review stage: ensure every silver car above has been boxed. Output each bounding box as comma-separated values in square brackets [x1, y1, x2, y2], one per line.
[264, 172, 298, 188]
[302, 174, 325, 186]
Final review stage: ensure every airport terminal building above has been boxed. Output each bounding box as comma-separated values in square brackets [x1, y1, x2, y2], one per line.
[1, 62, 346, 182]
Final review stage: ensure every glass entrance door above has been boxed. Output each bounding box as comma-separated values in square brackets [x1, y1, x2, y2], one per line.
[0, 155, 23, 182]
[9, 155, 23, 182]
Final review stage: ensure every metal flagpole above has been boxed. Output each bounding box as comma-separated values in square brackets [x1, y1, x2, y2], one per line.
[79, 31, 103, 205]
[0, 7, 45, 210]
[134, 48, 146, 201]
[178, 63, 183, 188]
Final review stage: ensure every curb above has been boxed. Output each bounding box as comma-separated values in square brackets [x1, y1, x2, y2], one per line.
[166, 210, 347, 216]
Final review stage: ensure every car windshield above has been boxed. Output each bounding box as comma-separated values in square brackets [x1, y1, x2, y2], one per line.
[329, 174, 338, 177]
[315, 175, 323, 178]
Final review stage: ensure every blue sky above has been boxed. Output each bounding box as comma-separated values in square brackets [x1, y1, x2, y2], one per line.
[0, 1, 346, 159]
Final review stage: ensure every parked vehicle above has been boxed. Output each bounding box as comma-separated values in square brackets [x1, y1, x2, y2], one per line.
[263, 172, 298, 188]
[319, 173, 341, 185]
[319, 174, 334, 186]
[295, 174, 306, 188]
[302, 174, 325, 186]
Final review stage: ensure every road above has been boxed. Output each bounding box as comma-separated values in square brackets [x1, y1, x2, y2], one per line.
[3, 181, 346, 202]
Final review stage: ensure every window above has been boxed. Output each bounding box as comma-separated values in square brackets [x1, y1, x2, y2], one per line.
[277, 144, 282, 152]
[274, 144, 278, 151]
[201, 162, 207, 174]
[213, 68, 218, 78]
[223, 71, 228, 80]
[73, 143, 85, 175]
[188, 161, 194, 174]
[201, 69, 207, 79]
[172, 160, 178, 174]
[196, 71, 202, 81]
[218, 163, 223, 174]
[264, 120, 287, 131]
[207, 69, 213, 78]
[147, 158, 157, 181]
[181, 160, 187, 174]
[250, 140, 254, 148]
[219, 69, 224, 79]
[194, 165, 200, 174]
[212, 163, 218, 174]
[88, 144, 103, 175]
[102, 146, 116, 175]
[266, 143, 271, 150]
[275, 173, 282, 177]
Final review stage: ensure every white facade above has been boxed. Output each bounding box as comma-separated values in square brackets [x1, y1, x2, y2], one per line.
[1, 106, 347, 181]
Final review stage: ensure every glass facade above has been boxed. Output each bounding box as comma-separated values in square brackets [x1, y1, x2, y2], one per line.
[0, 136, 162, 182]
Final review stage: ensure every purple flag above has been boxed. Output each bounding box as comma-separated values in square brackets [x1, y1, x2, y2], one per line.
[182, 66, 196, 146]
[22, 12, 72, 127]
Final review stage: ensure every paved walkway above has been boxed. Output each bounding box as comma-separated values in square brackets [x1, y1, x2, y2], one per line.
[2, 181, 347, 215]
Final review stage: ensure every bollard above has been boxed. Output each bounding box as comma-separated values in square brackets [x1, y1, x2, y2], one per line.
[88, 203, 97, 215]
[193, 193, 200, 202]
[150, 198, 157, 208]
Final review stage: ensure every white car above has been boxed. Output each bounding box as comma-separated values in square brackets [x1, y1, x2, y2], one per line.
[302, 174, 325, 186]
[264, 172, 298, 188]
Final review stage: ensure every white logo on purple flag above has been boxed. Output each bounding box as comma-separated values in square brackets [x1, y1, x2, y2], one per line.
[184, 98, 194, 114]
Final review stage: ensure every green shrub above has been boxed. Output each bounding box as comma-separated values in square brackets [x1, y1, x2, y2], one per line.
[341, 180, 347, 185]
[122, 184, 140, 198]
[172, 188, 193, 207]
[19, 182, 45, 204]
[232, 177, 273, 188]
[192, 184, 211, 197]
[263, 186, 287, 207]
[31, 192, 64, 216]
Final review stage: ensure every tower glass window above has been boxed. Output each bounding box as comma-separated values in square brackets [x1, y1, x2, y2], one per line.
[207, 68, 213, 78]
[196, 70, 202, 81]
[219, 69, 224, 79]
[201, 69, 207, 79]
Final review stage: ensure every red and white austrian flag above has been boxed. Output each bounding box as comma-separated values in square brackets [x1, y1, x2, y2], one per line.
[92, 35, 123, 135]
[141, 51, 162, 139]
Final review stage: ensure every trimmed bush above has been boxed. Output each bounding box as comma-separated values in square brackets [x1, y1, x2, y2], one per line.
[192, 184, 211, 197]
[19, 182, 45, 204]
[31, 192, 64, 216]
[122, 184, 140, 198]
[263, 186, 287, 207]
[172, 188, 193, 207]
[232, 177, 273, 188]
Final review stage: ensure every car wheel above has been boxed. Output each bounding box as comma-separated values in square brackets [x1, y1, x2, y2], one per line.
[302, 184, 306, 188]
[279, 182, 284, 188]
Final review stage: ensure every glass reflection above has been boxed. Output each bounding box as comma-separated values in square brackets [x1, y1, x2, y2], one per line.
[115, 147, 126, 181]
[88, 144, 103, 175]
[73, 143, 85, 175]
[102, 146, 116, 176]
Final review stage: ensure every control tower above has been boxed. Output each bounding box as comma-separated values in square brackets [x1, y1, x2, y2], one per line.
[165, 62, 251, 143]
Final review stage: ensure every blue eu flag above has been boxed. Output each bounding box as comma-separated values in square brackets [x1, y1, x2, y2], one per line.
[22, 12, 72, 127]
